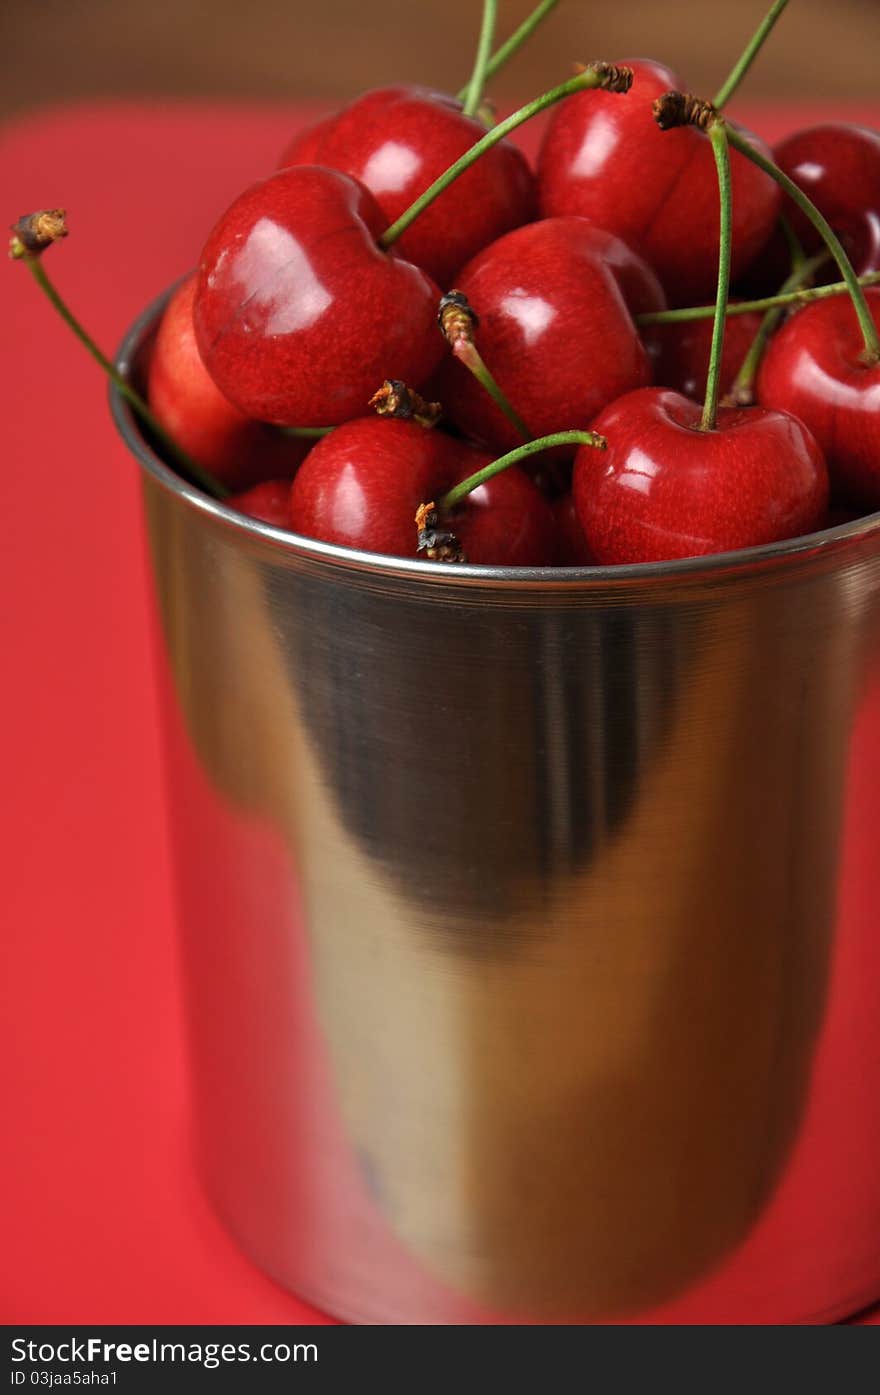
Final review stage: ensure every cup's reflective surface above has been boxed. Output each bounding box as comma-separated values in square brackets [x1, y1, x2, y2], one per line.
[114, 300, 880, 1324]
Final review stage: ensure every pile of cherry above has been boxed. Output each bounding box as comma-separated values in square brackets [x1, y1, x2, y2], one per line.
[19, 2, 880, 567]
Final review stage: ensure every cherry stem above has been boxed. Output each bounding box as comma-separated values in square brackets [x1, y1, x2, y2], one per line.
[462, 0, 498, 118]
[438, 430, 606, 512]
[713, 0, 789, 109]
[701, 122, 733, 432]
[779, 212, 806, 273]
[439, 291, 531, 440]
[380, 63, 633, 249]
[726, 125, 880, 363]
[456, 0, 561, 102]
[729, 251, 828, 404]
[456, 342, 531, 438]
[13, 248, 229, 498]
[636, 270, 880, 324]
[279, 425, 332, 438]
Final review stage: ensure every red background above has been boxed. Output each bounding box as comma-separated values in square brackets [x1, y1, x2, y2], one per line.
[2, 100, 879, 1324]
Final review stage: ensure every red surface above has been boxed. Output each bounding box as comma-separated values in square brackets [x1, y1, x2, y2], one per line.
[2, 97, 880, 1325]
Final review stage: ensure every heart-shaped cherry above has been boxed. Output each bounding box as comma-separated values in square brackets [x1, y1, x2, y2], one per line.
[228, 478, 296, 526]
[279, 86, 535, 286]
[434, 217, 659, 454]
[536, 58, 780, 304]
[756, 289, 880, 507]
[194, 166, 443, 427]
[774, 123, 880, 278]
[574, 386, 828, 563]
[288, 417, 557, 564]
[148, 275, 308, 490]
[643, 302, 763, 403]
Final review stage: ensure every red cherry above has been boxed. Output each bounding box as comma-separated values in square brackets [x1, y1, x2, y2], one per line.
[774, 124, 880, 277]
[756, 288, 880, 507]
[278, 86, 535, 286]
[228, 479, 295, 526]
[435, 218, 657, 454]
[194, 166, 443, 427]
[552, 492, 594, 564]
[537, 58, 780, 304]
[643, 304, 763, 403]
[573, 386, 829, 564]
[288, 417, 556, 564]
[146, 275, 307, 491]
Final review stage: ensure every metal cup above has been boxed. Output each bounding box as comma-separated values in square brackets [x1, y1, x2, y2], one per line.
[113, 293, 880, 1324]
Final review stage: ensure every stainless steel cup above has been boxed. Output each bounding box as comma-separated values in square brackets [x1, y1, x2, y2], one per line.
[113, 294, 880, 1324]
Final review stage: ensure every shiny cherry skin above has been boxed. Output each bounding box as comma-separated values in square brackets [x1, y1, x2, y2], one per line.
[278, 86, 535, 287]
[194, 166, 443, 427]
[774, 123, 880, 277]
[288, 417, 556, 564]
[552, 492, 595, 564]
[435, 218, 660, 454]
[643, 305, 763, 403]
[537, 59, 781, 304]
[756, 288, 880, 507]
[574, 386, 829, 564]
[228, 479, 295, 526]
[147, 275, 307, 490]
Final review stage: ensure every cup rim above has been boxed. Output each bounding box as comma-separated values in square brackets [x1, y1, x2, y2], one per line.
[111, 284, 880, 588]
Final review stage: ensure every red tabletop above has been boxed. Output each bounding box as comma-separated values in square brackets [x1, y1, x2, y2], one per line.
[3, 97, 880, 1325]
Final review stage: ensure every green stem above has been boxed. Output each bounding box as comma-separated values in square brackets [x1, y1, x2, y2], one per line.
[381, 64, 631, 249]
[636, 270, 880, 325]
[713, 0, 789, 109]
[779, 211, 806, 273]
[439, 430, 606, 511]
[729, 252, 829, 403]
[279, 425, 332, 439]
[701, 122, 733, 431]
[454, 342, 531, 440]
[726, 124, 880, 362]
[21, 254, 228, 498]
[462, 0, 498, 118]
[456, 0, 561, 101]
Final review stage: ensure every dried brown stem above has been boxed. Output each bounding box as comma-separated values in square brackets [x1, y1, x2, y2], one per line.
[574, 61, 633, 94]
[438, 290, 478, 351]
[369, 379, 442, 428]
[653, 91, 718, 133]
[415, 502, 467, 564]
[9, 208, 68, 259]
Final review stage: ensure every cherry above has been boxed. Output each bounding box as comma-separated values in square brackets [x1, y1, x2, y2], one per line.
[573, 386, 828, 564]
[228, 479, 295, 527]
[147, 275, 307, 491]
[574, 98, 829, 565]
[551, 492, 594, 564]
[774, 124, 880, 278]
[279, 86, 535, 287]
[434, 218, 659, 454]
[756, 289, 880, 507]
[288, 417, 556, 564]
[643, 302, 763, 403]
[536, 58, 780, 304]
[193, 166, 443, 428]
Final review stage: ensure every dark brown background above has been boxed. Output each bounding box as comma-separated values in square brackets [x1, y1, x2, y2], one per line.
[1, 0, 877, 119]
